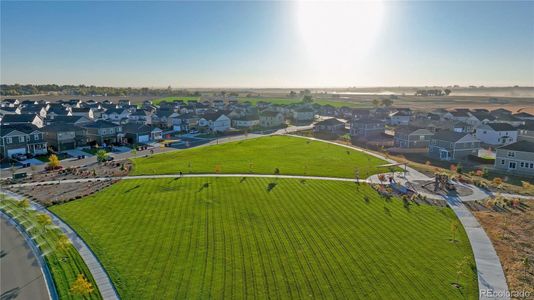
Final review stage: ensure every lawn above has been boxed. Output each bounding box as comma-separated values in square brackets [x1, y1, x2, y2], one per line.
[152, 96, 200, 105]
[0, 198, 101, 300]
[50, 178, 477, 299]
[131, 135, 391, 178]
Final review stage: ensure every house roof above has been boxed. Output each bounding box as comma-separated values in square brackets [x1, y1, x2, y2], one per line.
[432, 131, 476, 142]
[293, 107, 314, 113]
[105, 108, 128, 115]
[82, 120, 120, 129]
[122, 123, 156, 133]
[1, 114, 40, 123]
[395, 126, 432, 135]
[470, 111, 495, 121]
[43, 123, 84, 132]
[498, 140, 534, 153]
[71, 107, 92, 113]
[390, 110, 411, 117]
[202, 112, 227, 121]
[486, 122, 516, 132]
[315, 118, 345, 126]
[0, 124, 41, 136]
[234, 114, 259, 121]
[260, 111, 282, 117]
[449, 111, 470, 117]
[48, 116, 90, 124]
[513, 112, 534, 118]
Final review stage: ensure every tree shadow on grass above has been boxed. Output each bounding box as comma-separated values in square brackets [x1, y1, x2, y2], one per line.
[240, 177, 247, 183]
[266, 182, 277, 192]
[197, 182, 210, 192]
[124, 185, 141, 193]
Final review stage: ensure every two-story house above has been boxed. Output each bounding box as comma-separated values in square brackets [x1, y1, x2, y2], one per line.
[350, 118, 385, 138]
[122, 123, 163, 144]
[43, 123, 87, 152]
[0, 124, 48, 159]
[82, 120, 124, 146]
[232, 114, 260, 129]
[518, 121, 534, 143]
[494, 141, 534, 176]
[394, 127, 434, 148]
[475, 123, 518, 146]
[259, 111, 284, 128]
[199, 112, 231, 133]
[428, 131, 480, 161]
[1, 114, 44, 128]
[314, 118, 345, 133]
[292, 107, 315, 122]
[71, 107, 94, 119]
[388, 111, 411, 126]
[102, 108, 130, 124]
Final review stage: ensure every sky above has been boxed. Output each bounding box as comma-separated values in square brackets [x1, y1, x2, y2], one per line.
[1, 1, 533, 88]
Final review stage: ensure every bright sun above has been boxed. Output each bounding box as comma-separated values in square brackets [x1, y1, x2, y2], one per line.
[295, 1, 385, 73]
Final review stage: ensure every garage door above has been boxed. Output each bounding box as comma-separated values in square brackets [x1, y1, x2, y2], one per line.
[7, 148, 26, 157]
[138, 135, 149, 143]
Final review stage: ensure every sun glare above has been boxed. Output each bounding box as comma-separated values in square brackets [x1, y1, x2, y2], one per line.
[295, 0, 385, 73]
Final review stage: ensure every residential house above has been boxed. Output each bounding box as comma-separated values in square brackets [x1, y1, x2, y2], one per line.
[0, 124, 48, 159]
[1, 114, 44, 128]
[352, 109, 371, 120]
[319, 105, 336, 116]
[199, 112, 231, 133]
[45, 116, 92, 126]
[475, 123, 518, 146]
[102, 108, 130, 124]
[513, 112, 534, 121]
[388, 111, 411, 126]
[259, 111, 284, 128]
[43, 123, 87, 152]
[128, 110, 152, 125]
[518, 121, 534, 143]
[292, 106, 315, 122]
[46, 106, 72, 119]
[0, 106, 21, 117]
[177, 113, 200, 132]
[394, 127, 434, 148]
[20, 105, 47, 119]
[453, 121, 475, 133]
[232, 114, 260, 129]
[118, 99, 131, 107]
[82, 120, 124, 146]
[428, 131, 480, 161]
[313, 118, 345, 133]
[1, 99, 19, 107]
[122, 123, 162, 144]
[350, 118, 385, 138]
[493, 114, 524, 127]
[490, 108, 512, 118]
[71, 107, 94, 119]
[494, 141, 534, 176]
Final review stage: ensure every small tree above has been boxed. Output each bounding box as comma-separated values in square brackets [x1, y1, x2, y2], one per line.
[69, 274, 94, 296]
[17, 199, 30, 209]
[492, 177, 503, 186]
[36, 213, 52, 227]
[96, 150, 108, 163]
[450, 220, 460, 242]
[57, 234, 71, 251]
[48, 154, 61, 169]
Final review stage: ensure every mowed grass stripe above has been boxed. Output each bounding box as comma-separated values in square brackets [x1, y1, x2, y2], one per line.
[131, 135, 392, 178]
[50, 178, 477, 299]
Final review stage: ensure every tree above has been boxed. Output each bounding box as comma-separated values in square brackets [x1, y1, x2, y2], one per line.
[381, 98, 393, 107]
[450, 220, 460, 242]
[455, 256, 470, 286]
[69, 274, 94, 296]
[48, 154, 61, 169]
[302, 95, 313, 103]
[96, 150, 108, 162]
[444, 88, 452, 95]
[57, 234, 71, 251]
[17, 199, 30, 209]
[372, 99, 380, 107]
[36, 213, 52, 227]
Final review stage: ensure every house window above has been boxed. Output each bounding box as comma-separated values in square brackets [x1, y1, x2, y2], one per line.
[34, 134, 39, 140]
[507, 151, 515, 157]
[501, 159, 505, 165]
[19, 136, 25, 142]
[509, 162, 516, 169]
[6, 137, 12, 144]
[530, 163, 534, 169]
[520, 162, 524, 168]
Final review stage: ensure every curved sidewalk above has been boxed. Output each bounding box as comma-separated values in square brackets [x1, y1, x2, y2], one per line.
[0, 190, 120, 300]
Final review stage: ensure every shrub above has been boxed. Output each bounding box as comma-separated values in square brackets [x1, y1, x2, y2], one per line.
[492, 177, 503, 185]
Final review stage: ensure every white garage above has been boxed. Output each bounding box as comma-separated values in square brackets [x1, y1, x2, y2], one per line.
[7, 147, 26, 157]
[138, 135, 149, 143]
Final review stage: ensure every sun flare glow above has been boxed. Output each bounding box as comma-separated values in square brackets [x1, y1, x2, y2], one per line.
[295, 1, 385, 73]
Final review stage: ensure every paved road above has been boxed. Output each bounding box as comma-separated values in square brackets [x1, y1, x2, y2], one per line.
[0, 217, 49, 300]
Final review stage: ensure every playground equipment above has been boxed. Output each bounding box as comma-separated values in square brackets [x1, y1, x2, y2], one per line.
[422, 173, 456, 192]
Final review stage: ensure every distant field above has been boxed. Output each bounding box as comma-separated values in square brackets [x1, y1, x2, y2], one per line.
[151, 96, 200, 105]
[51, 178, 477, 299]
[238, 97, 369, 108]
[131, 135, 390, 178]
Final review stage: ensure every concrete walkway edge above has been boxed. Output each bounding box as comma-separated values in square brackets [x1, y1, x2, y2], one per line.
[0, 211, 58, 300]
[0, 190, 120, 300]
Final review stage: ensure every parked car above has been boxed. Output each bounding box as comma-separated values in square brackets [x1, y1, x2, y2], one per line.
[11, 153, 27, 161]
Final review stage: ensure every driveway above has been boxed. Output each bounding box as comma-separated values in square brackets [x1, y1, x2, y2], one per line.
[0, 217, 49, 300]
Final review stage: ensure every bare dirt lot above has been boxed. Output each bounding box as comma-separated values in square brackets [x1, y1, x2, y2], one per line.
[467, 199, 534, 298]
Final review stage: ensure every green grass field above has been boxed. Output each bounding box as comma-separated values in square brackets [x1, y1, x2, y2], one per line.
[152, 96, 200, 105]
[132, 135, 391, 178]
[238, 97, 369, 108]
[0, 198, 101, 300]
[50, 178, 477, 299]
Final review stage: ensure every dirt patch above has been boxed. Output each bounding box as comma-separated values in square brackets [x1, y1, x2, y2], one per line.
[469, 198, 534, 298]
